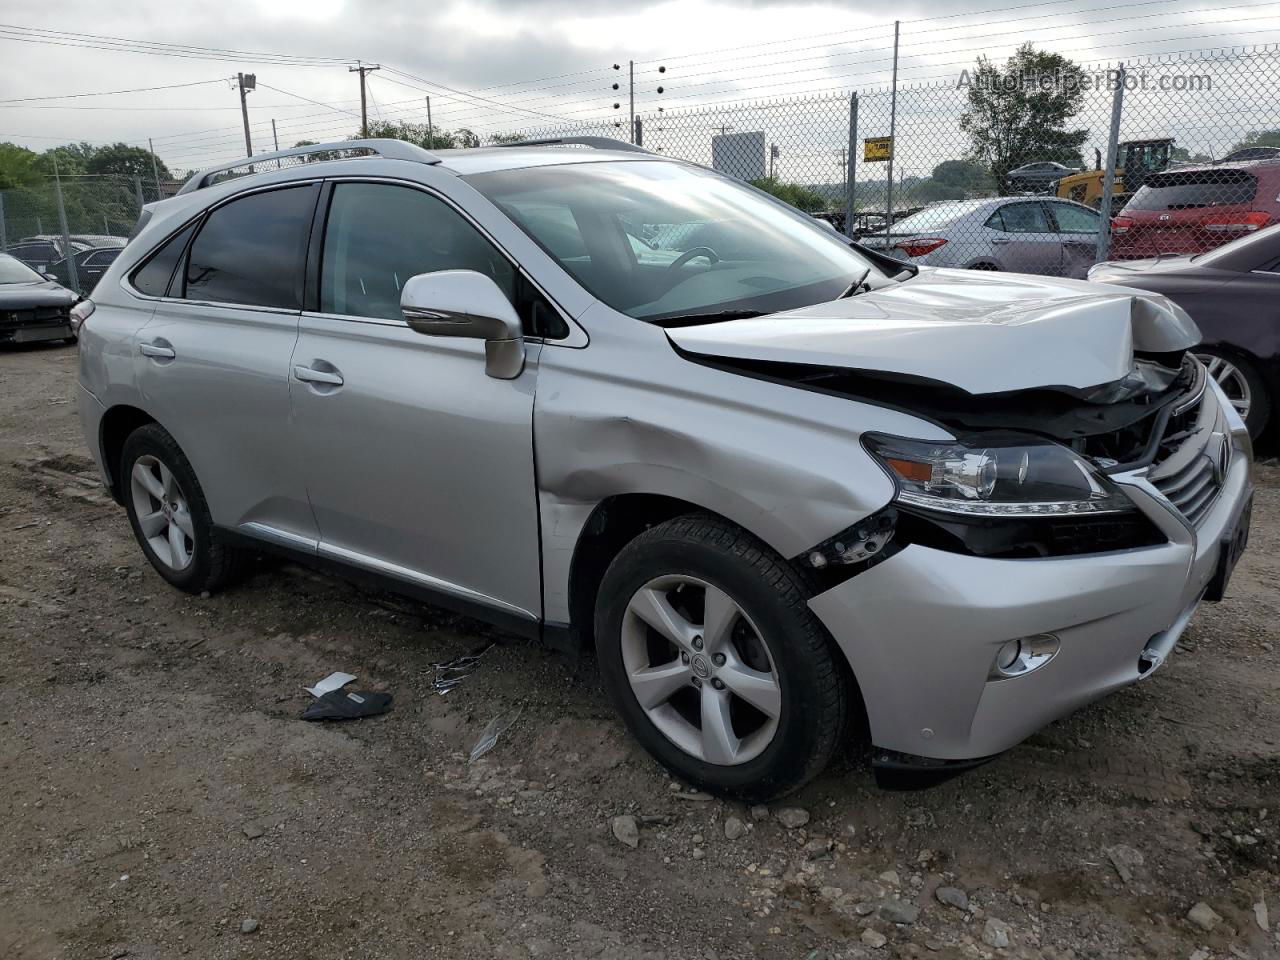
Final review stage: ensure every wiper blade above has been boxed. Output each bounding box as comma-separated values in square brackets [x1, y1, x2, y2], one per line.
[838, 266, 873, 299]
[650, 309, 768, 328]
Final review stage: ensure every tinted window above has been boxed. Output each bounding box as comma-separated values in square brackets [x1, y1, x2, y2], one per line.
[185, 185, 316, 308]
[1050, 203, 1099, 233]
[132, 221, 197, 298]
[85, 249, 119, 267]
[320, 182, 516, 321]
[10, 242, 56, 263]
[997, 203, 1051, 233]
[1126, 170, 1257, 211]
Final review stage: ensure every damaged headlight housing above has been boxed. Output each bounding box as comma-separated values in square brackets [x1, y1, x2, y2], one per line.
[863, 432, 1133, 517]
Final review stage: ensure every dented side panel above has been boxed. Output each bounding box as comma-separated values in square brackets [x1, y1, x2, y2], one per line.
[534, 305, 950, 622]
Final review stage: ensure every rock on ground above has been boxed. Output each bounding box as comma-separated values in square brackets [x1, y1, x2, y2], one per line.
[935, 886, 969, 911]
[774, 807, 810, 829]
[611, 815, 640, 849]
[982, 917, 1012, 949]
[1186, 901, 1221, 932]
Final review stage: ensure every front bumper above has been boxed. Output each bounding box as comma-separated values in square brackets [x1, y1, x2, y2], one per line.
[809, 408, 1253, 762]
[0, 322, 73, 343]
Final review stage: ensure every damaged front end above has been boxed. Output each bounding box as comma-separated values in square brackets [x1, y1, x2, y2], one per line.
[713, 349, 1218, 566]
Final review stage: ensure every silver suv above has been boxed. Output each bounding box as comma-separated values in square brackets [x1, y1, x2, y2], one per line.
[76, 138, 1253, 799]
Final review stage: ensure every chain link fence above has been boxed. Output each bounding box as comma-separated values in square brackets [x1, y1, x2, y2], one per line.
[0, 174, 169, 294]
[513, 44, 1280, 279]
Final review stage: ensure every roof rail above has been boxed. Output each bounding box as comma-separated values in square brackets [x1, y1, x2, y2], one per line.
[177, 138, 441, 195]
[494, 136, 655, 155]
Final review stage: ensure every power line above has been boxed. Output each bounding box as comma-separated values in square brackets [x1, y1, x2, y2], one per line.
[0, 76, 230, 104]
[0, 23, 350, 66]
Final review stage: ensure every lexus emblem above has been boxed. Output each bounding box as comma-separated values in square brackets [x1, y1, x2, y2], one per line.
[1208, 431, 1230, 484]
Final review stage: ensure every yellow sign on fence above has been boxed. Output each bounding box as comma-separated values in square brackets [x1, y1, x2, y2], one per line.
[863, 137, 893, 162]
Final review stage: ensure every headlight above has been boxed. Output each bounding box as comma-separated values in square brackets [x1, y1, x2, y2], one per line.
[863, 432, 1133, 517]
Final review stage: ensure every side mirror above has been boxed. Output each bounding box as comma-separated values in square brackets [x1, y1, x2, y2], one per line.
[43, 272, 59, 282]
[400, 270, 525, 379]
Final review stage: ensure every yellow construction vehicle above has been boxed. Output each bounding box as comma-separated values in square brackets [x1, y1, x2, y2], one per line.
[1054, 138, 1174, 208]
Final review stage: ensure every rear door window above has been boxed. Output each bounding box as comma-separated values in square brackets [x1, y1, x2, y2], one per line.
[1048, 203, 1100, 233]
[1126, 170, 1257, 210]
[184, 184, 318, 308]
[131, 221, 197, 298]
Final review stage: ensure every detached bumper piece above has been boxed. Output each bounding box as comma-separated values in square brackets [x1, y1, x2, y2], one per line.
[0, 305, 73, 344]
[872, 749, 999, 790]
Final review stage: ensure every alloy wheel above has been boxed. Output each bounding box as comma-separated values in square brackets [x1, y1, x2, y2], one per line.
[1196, 352, 1251, 422]
[129, 454, 195, 571]
[620, 574, 781, 765]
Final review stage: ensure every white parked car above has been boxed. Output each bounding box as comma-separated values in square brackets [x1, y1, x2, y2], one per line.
[860, 197, 1103, 278]
[75, 138, 1253, 799]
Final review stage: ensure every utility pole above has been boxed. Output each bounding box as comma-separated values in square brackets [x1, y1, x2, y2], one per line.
[349, 61, 381, 138]
[237, 73, 256, 158]
[884, 21, 900, 233]
[272, 119, 279, 151]
[425, 96, 433, 148]
[629, 60, 635, 145]
[147, 137, 162, 195]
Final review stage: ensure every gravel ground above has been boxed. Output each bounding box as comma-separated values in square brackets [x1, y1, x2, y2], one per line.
[2, 342, 1277, 960]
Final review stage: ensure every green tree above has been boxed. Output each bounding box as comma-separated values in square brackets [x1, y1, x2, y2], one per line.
[959, 43, 1088, 194]
[1224, 129, 1280, 154]
[0, 142, 42, 189]
[931, 159, 995, 194]
[749, 177, 828, 213]
[1171, 145, 1213, 163]
[488, 132, 527, 145]
[86, 142, 170, 180]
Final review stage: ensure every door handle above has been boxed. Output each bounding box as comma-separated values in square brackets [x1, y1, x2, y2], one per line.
[991, 237, 1012, 244]
[139, 342, 176, 359]
[293, 364, 344, 386]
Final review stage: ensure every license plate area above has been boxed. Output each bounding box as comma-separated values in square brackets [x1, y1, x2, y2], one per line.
[1205, 493, 1251, 601]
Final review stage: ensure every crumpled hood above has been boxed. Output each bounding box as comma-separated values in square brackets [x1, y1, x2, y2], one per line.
[669, 267, 1201, 395]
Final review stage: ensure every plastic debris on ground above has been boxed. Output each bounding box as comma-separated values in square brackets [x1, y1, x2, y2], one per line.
[469, 704, 524, 763]
[430, 643, 495, 695]
[304, 671, 357, 698]
[301, 689, 394, 721]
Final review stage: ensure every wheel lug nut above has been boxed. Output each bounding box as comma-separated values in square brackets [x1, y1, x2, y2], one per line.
[691, 676, 702, 687]
[681, 652, 689, 664]
[692, 635, 703, 650]
[711, 678, 725, 690]
[712, 653, 725, 666]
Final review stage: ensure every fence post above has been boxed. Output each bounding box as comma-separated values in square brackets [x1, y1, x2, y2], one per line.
[1095, 63, 1126, 265]
[884, 20, 900, 234]
[0, 192, 7, 252]
[634, 116, 643, 147]
[134, 175, 145, 214]
[845, 93, 858, 238]
[52, 160, 80, 293]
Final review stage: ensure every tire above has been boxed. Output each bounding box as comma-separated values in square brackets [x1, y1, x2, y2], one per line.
[120, 423, 250, 594]
[1195, 347, 1271, 440]
[594, 513, 850, 801]
[969, 261, 999, 271]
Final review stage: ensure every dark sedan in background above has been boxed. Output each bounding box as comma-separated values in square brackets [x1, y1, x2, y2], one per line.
[1090, 223, 1280, 440]
[0, 253, 78, 345]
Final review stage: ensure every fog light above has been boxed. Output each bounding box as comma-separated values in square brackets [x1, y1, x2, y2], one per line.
[989, 634, 1059, 680]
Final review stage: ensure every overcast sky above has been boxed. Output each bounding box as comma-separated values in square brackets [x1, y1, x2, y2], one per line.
[1, 0, 1276, 174]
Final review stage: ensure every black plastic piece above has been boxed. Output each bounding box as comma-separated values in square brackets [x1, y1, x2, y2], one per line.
[301, 689, 393, 721]
[872, 748, 998, 790]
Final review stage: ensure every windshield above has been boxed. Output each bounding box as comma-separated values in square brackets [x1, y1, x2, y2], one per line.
[884, 202, 976, 233]
[0, 255, 43, 284]
[466, 160, 885, 323]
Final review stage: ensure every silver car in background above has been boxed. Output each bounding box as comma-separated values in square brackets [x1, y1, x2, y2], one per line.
[860, 196, 1102, 278]
[76, 138, 1252, 800]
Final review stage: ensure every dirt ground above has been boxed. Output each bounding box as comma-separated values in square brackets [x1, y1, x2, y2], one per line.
[2, 342, 1277, 960]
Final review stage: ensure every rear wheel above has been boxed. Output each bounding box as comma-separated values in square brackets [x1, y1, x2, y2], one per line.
[595, 514, 850, 801]
[969, 261, 999, 271]
[1195, 348, 1270, 439]
[121, 423, 250, 593]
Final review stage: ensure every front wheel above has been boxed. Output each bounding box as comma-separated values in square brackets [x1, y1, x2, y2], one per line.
[595, 514, 850, 801]
[1195, 348, 1270, 440]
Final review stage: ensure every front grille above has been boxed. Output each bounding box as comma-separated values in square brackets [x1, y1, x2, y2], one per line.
[0, 305, 69, 327]
[1147, 372, 1227, 527]
[1152, 451, 1220, 525]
